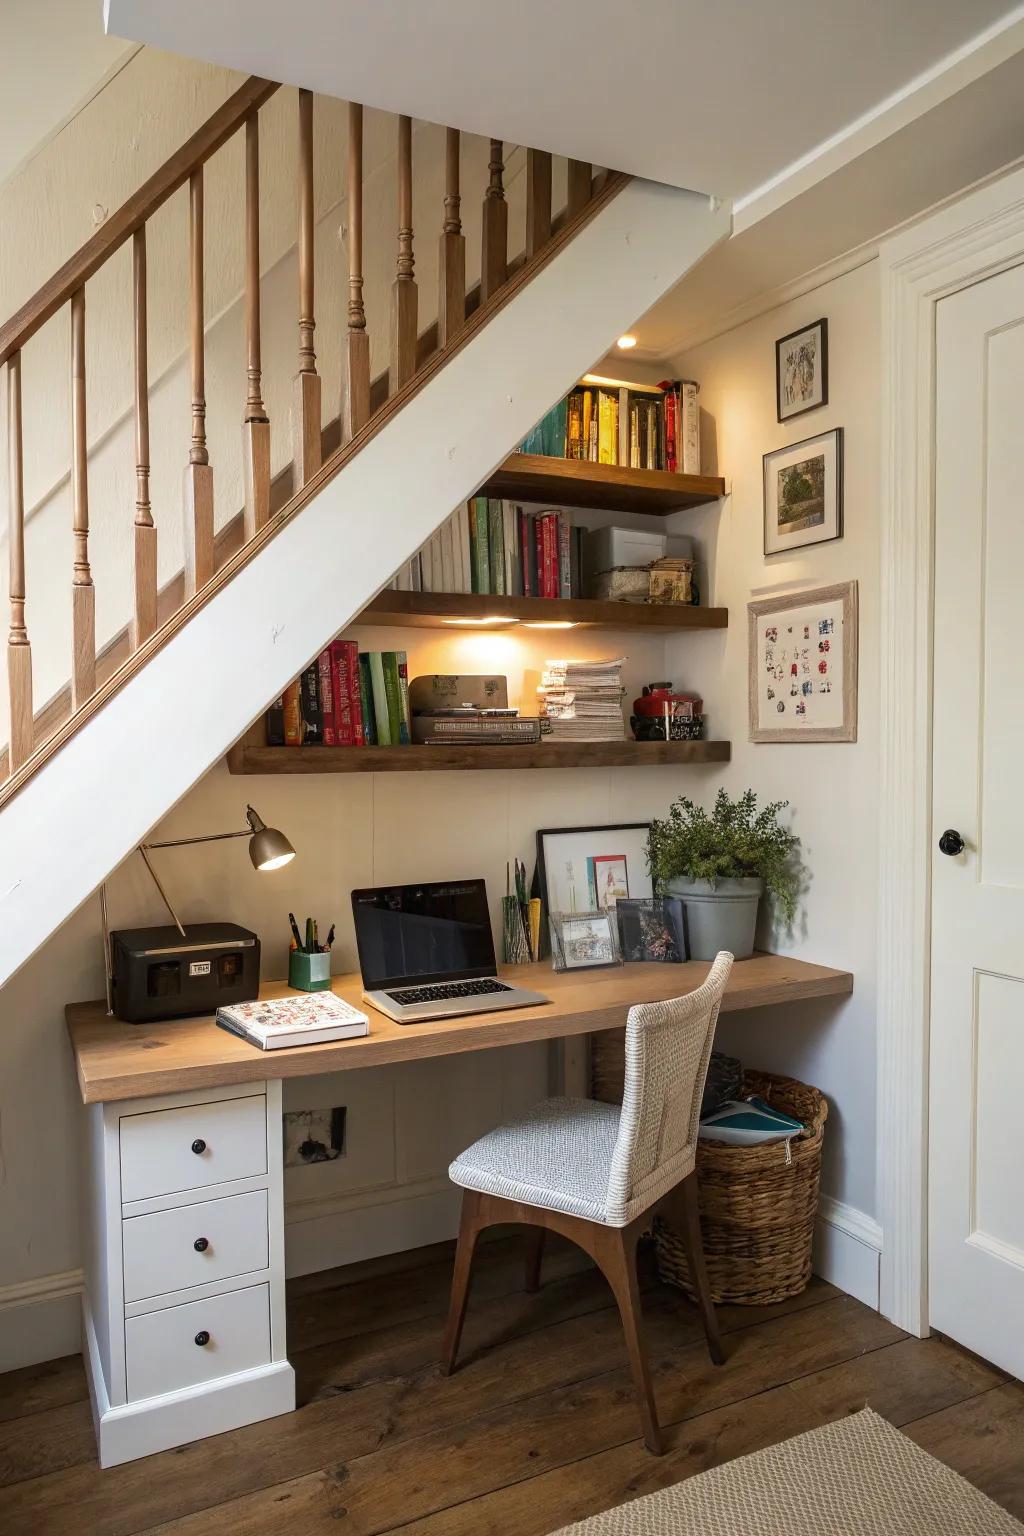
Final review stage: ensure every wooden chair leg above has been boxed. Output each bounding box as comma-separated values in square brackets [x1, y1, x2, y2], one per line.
[524, 1226, 545, 1293]
[441, 1190, 484, 1374]
[597, 1226, 663, 1455]
[677, 1171, 725, 1366]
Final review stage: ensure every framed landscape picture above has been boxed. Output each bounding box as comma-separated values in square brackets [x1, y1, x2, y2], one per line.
[776, 317, 828, 421]
[748, 580, 858, 743]
[763, 427, 843, 556]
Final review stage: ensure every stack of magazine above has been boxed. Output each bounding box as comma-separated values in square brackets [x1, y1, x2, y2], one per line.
[216, 994, 369, 1051]
[538, 657, 626, 742]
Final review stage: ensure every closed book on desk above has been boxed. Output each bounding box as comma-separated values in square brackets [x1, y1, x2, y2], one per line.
[216, 993, 369, 1050]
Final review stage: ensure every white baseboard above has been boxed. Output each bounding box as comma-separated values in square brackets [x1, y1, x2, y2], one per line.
[813, 1196, 883, 1310]
[0, 1269, 84, 1373]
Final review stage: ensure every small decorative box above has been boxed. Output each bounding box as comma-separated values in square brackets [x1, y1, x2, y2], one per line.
[288, 949, 332, 992]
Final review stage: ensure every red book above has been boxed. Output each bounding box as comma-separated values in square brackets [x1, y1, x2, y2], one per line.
[317, 649, 336, 746]
[346, 641, 365, 745]
[330, 640, 354, 745]
[544, 513, 559, 598]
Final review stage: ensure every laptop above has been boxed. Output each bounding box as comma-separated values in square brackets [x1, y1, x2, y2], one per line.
[351, 879, 550, 1023]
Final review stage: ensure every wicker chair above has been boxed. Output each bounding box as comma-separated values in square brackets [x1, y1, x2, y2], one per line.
[441, 951, 734, 1454]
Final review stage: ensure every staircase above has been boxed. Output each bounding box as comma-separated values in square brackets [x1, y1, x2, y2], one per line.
[0, 75, 729, 986]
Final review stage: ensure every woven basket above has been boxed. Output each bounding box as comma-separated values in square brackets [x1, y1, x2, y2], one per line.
[591, 1029, 828, 1306]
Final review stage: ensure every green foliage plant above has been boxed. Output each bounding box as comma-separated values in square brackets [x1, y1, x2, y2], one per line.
[647, 788, 801, 924]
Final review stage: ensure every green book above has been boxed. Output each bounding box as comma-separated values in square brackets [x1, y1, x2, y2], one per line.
[382, 652, 403, 746]
[395, 651, 412, 744]
[357, 653, 376, 745]
[469, 502, 479, 594]
[472, 495, 490, 595]
[487, 498, 505, 595]
[368, 652, 391, 746]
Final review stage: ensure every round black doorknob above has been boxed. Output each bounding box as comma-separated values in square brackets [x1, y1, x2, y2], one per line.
[191, 1138, 207, 1155]
[938, 829, 965, 857]
[194, 1330, 210, 1347]
[193, 1237, 209, 1252]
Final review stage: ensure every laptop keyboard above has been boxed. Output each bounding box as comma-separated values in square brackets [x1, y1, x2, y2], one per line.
[385, 978, 513, 1006]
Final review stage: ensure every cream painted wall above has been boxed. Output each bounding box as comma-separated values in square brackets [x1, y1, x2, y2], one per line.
[663, 258, 881, 1220]
[0, 46, 540, 741]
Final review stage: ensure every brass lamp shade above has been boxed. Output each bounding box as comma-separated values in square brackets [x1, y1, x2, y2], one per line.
[246, 805, 296, 871]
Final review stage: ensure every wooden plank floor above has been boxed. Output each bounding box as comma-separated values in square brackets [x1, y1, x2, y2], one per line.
[0, 1235, 1020, 1535]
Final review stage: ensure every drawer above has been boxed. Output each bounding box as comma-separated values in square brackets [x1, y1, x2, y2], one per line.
[120, 1095, 267, 1203]
[125, 1283, 271, 1401]
[122, 1190, 269, 1303]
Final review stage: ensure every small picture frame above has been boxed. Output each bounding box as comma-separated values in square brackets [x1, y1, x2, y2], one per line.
[616, 897, 686, 963]
[776, 317, 828, 422]
[549, 909, 622, 972]
[748, 579, 858, 743]
[763, 427, 843, 557]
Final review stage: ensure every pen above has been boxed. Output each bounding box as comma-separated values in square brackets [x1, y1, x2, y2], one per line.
[304, 916, 315, 954]
[325, 924, 335, 949]
[288, 912, 304, 950]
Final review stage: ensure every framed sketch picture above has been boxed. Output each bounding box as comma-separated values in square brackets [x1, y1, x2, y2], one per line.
[763, 427, 843, 556]
[776, 317, 828, 422]
[748, 581, 858, 743]
[535, 823, 652, 918]
[549, 910, 622, 972]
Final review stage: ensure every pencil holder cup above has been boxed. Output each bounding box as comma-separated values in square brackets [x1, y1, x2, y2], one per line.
[289, 949, 332, 992]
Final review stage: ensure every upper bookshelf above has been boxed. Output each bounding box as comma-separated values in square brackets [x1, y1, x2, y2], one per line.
[483, 454, 726, 516]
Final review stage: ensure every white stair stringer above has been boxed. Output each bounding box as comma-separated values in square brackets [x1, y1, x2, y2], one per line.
[0, 179, 730, 986]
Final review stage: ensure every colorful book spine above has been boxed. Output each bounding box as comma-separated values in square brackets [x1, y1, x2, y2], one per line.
[266, 697, 285, 747]
[318, 649, 336, 746]
[473, 496, 490, 595]
[382, 652, 403, 744]
[330, 641, 354, 745]
[519, 509, 534, 597]
[358, 653, 376, 746]
[558, 515, 572, 599]
[346, 641, 364, 746]
[487, 498, 505, 595]
[368, 652, 391, 746]
[299, 664, 322, 745]
[283, 680, 302, 746]
[395, 651, 412, 744]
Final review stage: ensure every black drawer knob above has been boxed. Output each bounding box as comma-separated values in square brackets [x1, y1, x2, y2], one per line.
[191, 1138, 207, 1155]
[194, 1330, 210, 1347]
[193, 1237, 209, 1253]
[938, 829, 965, 857]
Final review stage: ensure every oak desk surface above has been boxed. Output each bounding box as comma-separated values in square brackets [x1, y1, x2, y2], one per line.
[66, 955, 852, 1106]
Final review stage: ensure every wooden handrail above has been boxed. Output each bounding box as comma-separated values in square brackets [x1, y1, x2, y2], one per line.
[0, 77, 279, 370]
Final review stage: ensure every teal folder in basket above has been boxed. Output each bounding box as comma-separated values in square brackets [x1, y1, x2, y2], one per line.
[699, 1096, 805, 1146]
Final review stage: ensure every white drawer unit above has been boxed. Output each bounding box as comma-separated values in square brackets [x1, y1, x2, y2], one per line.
[119, 1092, 268, 1203]
[125, 1283, 272, 1401]
[81, 1081, 294, 1467]
[122, 1189, 269, 1303]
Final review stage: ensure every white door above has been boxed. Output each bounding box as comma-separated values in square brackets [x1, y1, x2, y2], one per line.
[930, 263, 1024, 1376]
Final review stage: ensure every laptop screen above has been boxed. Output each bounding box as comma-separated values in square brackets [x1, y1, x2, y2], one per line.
[351, 880, 497, 990]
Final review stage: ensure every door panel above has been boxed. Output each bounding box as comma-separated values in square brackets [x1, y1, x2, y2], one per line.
[930, 264, 1024, 1378]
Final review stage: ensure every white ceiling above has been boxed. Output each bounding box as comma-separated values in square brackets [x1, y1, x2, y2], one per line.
[105, 0, 1020, 199]
[0, 1, 135, 189]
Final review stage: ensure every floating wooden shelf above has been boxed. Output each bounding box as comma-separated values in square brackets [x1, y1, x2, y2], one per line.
[358, 590, 728, 631]
[482, 453, 726, 515]
[229, 739, 731, 775]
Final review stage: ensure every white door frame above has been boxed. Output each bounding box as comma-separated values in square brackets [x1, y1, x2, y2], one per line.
[877, 158, 1024, 1336]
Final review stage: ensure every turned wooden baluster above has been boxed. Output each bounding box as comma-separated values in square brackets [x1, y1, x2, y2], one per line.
[526, 149, 552, 258]
[438, 127, 465, 348]
[183, 167, 214, 598]
[242, 111, 271, 538]
[131, 230, 158, 649]
[293, 89, 321, 489]
[342, 102, 370, 442]
[567, 160, 592, 218]
[481, 139, 507, 302]
[70, 287, 96, 704]
[6, 352, 32, 772]
[390, 114, 417, 392]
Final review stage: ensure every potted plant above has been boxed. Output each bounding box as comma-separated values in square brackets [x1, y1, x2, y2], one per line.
[647, 789, 800, 960]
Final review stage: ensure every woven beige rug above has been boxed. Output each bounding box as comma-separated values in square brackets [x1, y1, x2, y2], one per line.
[550, 1409, 1022, 1535]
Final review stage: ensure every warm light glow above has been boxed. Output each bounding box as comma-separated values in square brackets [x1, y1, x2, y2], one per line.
[441, 615, 519, 627]
[256, 851, 295, 872]
[523, 620, 577, 629]
[616, 334, 637, 349]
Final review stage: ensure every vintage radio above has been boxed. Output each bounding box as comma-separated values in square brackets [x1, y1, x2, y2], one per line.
[110, 922, 261, 1023]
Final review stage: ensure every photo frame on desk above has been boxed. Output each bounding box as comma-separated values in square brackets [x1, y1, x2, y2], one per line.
[535, 823, 653, 922]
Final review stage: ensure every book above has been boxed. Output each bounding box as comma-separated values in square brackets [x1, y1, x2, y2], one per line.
[330, 640, 354, 745]
[520, 508, 535, 597]
[681, 379, 700, 473]
[396, 652, 412, 744]
[283, 680, 302, 746]
[216, 993, 369, 1051]
[471, 495, 489, 595]
[358, 653, 376, 745]
[318, 649, 336, 746]
[597, 389, 618, 464]
[368, 652, 391, 746]
[487, 497, 505, 595]
[558, 513, 573, 599]
[346, 641, 365, 746]
[266, 697, 285, 747]
[299, 664, 322, 745]
[502, 501, 518, 596]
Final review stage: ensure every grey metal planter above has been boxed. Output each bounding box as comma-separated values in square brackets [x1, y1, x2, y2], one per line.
[665, 876, 764, 961]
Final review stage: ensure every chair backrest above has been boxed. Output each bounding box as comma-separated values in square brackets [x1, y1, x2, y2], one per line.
[604, 951, 733, 1225]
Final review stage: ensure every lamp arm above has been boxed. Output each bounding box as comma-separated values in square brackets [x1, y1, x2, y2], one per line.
[138, 845, 188, 938]
[142, 828, 251, 850]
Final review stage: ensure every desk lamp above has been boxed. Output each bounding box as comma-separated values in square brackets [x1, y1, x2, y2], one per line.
[100, 805, 295, 1019]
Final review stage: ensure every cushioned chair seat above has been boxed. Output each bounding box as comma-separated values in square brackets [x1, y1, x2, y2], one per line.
[449, 1095, 622, 1224]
